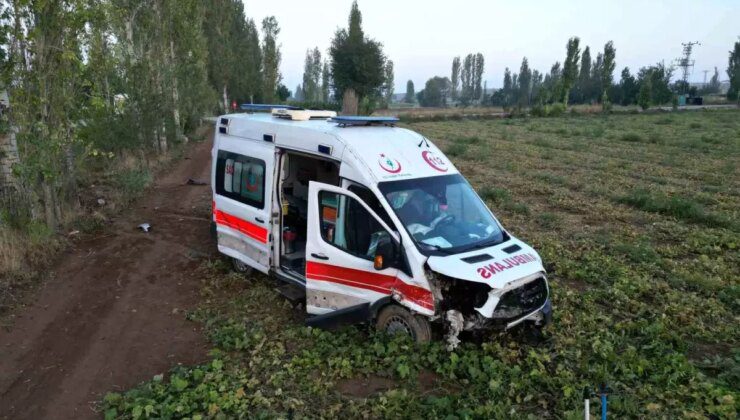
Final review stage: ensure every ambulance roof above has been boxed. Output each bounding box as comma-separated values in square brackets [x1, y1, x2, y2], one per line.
[219, 113, 459, 184]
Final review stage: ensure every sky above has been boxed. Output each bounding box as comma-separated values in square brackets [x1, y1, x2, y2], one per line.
[241, 0, 739, 93]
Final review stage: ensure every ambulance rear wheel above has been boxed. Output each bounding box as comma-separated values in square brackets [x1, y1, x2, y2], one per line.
[376, 304, 432, 343]
[231, 257, 253, 275]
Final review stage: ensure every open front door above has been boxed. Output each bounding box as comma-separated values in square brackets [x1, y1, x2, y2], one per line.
[213, 140, 274, 274]
[305, 181, 400, 315]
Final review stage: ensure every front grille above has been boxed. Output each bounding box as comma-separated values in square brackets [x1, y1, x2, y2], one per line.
[492, 277, 548, 321]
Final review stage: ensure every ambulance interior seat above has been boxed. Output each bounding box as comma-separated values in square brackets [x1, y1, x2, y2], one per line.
[280, 153, 339, 274]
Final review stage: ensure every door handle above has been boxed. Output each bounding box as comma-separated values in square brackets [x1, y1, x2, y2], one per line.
[255, 217, 265, 224]
[311, 253, 329, 260]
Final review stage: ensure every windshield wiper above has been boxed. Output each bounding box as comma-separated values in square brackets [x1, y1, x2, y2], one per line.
[424, 244, 454, 255]
[459, 238, 503, 254]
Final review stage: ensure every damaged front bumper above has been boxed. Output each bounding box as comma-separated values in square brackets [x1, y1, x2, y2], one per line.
[436, 271, 552, 339]
[474, 272, 551, 329]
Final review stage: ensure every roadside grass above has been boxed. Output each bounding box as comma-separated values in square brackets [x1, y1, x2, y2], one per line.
[105, 110, 739, 418]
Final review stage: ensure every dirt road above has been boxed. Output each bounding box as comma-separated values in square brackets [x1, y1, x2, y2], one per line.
[0, 137, 215, 419]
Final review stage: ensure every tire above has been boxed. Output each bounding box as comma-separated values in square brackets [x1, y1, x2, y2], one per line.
[375, 304, 432, 343]
[231, 257, 254, 275]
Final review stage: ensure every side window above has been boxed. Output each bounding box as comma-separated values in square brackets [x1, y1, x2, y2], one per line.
[319, 191, 390, 261]
[348, 184, 395, 229]
[216, 150, 265, 209]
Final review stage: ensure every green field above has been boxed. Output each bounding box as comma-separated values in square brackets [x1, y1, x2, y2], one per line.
[104, 110, 739, 419]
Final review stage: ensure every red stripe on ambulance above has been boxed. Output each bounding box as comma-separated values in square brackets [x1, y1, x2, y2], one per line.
[476, 253, 538, 279]
[306, 261, 434, 310]
[213, 206, 268, 243]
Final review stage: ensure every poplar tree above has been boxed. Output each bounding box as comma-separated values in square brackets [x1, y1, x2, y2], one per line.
[461, 54, 473, 104]
[382, 60, 394, 107]
[321, 61, 331, 102]
[561, 37, 581, 105]
[600, 41, 616, 108]
[727, 40, 740, 102]
[261, 16, 281, 103]
[576, 46, 592, 103]
[302, 47, 322, 102]
[451, 57, 461, 100]
[518, 57, 532, 107]
[405, 80, 415, 103]
[473, 53, 485, 101]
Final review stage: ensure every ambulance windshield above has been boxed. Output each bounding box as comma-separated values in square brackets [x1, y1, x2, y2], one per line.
[379, 174, 505, 255]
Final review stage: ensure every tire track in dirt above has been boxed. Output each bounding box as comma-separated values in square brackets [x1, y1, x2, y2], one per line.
[0, 135, 215, 419]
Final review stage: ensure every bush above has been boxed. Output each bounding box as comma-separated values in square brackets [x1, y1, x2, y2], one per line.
[114, 168, 153, 197]
[530, 105, 546, 117]
[547, 103, 566, 117]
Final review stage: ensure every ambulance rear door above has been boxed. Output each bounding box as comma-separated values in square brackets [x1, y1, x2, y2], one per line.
[213, 136, 274, 273]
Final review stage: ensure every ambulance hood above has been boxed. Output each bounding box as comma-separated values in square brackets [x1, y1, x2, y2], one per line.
[426, 236, 545, 289]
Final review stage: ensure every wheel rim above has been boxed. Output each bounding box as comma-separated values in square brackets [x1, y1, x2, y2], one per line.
[233, 258, 250, 272]
[385, 315, 414, 337]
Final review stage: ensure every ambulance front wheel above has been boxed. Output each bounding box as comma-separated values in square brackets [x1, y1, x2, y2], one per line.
[231, 257, 253, 275]
[376, 304, 432, 343]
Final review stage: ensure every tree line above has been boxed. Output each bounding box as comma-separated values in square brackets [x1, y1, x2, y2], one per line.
[0, 0, 285, 231]
[407, 37, 740, 110]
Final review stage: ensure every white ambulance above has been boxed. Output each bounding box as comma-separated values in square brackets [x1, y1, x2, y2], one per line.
[211, 108, 551, 344]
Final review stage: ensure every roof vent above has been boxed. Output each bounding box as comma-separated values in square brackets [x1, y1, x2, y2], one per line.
[272, 108, 337, 121]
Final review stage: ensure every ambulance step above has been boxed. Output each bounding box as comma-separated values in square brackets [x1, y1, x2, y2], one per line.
[275, 283, 305, 304]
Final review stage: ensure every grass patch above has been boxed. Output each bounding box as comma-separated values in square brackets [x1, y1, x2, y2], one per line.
[445, 142, 468, 157]
[478, 187, 511, 203]
[619, 132, 643, 142]
[536, 212, 559, 229]
[617, 189, 733, 230]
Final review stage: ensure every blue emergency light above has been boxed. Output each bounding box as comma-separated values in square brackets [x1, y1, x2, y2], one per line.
[330, 116, 399, 127]
[240, 104, 302, 112]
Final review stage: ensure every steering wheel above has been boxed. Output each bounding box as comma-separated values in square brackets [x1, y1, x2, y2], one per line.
[430, 214, 456, 229]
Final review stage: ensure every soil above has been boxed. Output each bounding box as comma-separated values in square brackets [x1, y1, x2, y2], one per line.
[0, 136, 215, 419]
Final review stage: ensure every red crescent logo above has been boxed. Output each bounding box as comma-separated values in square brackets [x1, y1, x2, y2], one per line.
[422, 150, 448, 172]
[378, 154, 402, 173]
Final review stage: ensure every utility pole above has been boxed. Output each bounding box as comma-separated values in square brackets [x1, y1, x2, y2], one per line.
[674, 41, 700, 94]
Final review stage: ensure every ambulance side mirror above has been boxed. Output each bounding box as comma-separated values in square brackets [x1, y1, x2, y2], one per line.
[373, 236, 398, 271]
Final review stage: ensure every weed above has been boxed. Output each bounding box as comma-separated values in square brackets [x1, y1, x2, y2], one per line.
[478, 186, 510, 203]
[114, 168, 152, 197]
[534, 172, 566, 185]
[506, 202, 530, 214]
[617, 189, 733, 229]
[620, 132, 643, 142]
[445, 142, 468, 157]
[536, 212, 558, 229]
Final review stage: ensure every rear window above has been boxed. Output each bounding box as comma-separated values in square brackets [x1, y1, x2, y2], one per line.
[216, 150, 266, 209]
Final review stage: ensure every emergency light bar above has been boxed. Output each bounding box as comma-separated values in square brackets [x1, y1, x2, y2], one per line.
[330, 116, 399, 127]
[272, 108, 337, 121]
[241, 104, 301, 112]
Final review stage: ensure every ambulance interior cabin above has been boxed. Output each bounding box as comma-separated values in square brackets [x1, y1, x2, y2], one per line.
[279, 151, 339, 275]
